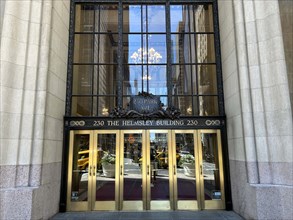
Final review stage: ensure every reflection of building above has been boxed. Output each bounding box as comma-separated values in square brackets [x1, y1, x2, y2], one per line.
[0, 1, 292, 220]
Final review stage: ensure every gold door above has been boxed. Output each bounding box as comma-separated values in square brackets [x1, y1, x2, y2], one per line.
[120, 130, 145, 210]
[198, 130, 225, 209]
[172, 130, 200, 210]
[67, 129, 225, 211]
[67, 130, 120, 211]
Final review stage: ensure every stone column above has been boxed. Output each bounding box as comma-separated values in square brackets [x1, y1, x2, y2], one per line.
[0, 0, 69, 219]
[219, 0, 293, 219]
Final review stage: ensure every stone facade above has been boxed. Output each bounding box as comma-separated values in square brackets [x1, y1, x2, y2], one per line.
[0, 0, 69, 219]
[218, 0, 293, 219]
[0, 0, 292, 219]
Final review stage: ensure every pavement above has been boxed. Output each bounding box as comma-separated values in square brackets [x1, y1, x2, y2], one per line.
[50, 210, 244, 220]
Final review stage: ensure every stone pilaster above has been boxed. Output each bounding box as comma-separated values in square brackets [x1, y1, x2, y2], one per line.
[219, 0, 293, 219]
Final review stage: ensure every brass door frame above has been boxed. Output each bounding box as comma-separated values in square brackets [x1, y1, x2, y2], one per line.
[67, 129, 225, 211]
[92, 130, 120, 211]
[67, 130, 93, 211]
[198, 130, 225, 209]
[172, 130, 200, 210]
[147, 130, 173, 210]
[119, 130, 145, 211]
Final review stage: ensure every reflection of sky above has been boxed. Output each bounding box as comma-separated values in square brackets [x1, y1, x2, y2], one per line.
[126, 5, 183, 102]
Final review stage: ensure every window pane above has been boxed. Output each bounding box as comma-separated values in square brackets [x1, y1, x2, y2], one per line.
[149, 65, 167, 95]
[74, 34, 93, 63]
[75, 5, 95, 32]
[197, 34, 215, 63]
[170, 5, 194, 33]
[96, 65, 118, 95]
[147, 5, 166, 32]
[73, 65, 92, 95]
[123, 5, 141, 33]
[199, 96, 218, 116]
[148, 34, 167, 64]
[72, 97, 92, 116]
[98, 96, 116, 116]
[123, 65, 143, 95]
[171, 34, 195, 64]
[95, 34, 118, 64]
[195, 5, 214, 32]
[124, 34, 142, 64]
[96, 4, 118, 33]
[172, 96, 193, 116]
[198, 65, 217, 95]
[171, 65, 195, 95]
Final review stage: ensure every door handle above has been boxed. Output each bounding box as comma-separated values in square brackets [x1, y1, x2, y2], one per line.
[147, 165, 150, 175]
[120, 165, 123, 176]
[174, 165, 176, 175]
[89, 166, 92, 176]
[93, 166, 96, 176]
[200, 165, 203, 175]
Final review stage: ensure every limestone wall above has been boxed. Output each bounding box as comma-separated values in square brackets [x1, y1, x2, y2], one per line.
[0, 0, 70, 219]
[219, 0, 293, 219]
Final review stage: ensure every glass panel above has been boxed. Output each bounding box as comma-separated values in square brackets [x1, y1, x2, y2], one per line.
[123, 133, 143, 201]
[96, 4, 118, 33]
[74, 34, 93, 63]
[196, 34, 215, 63]
[171, 34, 195, 64]
[170, 5, 193, 33]
[123, 65, 142, 95]
[97, 96, 116, 117]
[73, 65, 93, 95]
[171, 65, 194, 95]
[201, 133, 221, 200]
[71, 134, 89, 202]
[199, 96, 219, 116]
[123, 5, 142, 33]
[96, 65, 118, 95]
[96, 134, 117, 201]
[96, 34, 118, 64]
[176, 133, 197, 200]
[125, 34, 142, 64]
[147, 5, 166, 32]
[194, 5, 214, 32]
[75, 5, 95, 32]
[150, 132, 169, 200]
[72, 96, 92, 116]
[172, 96, 193, 116]
[148, 34, 167, 64]
[149, 65, 167, 95]
[198, 65, 217, 95]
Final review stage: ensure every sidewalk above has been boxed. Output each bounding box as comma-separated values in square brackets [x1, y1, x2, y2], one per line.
[51, 210, 244, 220]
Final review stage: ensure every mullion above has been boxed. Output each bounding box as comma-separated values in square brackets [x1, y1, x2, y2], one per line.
[140, 5, 144, 92]
[187, 6, 196, 115]
[146, 5, 149, 93]
[192, 5, 200, 116]
[92, 5, 96, 116]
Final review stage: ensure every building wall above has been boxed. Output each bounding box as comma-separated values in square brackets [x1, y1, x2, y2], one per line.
[279, 0, 293, 114]
[0, 1, 292, 219]
[0, 0, 69, 219]
[218, 0, 293, 219]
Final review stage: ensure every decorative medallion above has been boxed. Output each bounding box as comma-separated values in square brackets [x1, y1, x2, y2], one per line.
[110, 92, 180, 120]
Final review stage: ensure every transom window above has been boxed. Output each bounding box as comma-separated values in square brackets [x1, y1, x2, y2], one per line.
[69, 2, 221, 117]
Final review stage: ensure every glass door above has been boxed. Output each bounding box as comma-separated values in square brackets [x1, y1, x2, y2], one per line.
[172, 130, 200, 210]
[67, 130, 120, 211]
[198, 130, 225, 209]
[67, 130, 92, 211]
[147, 130, 173, 210]
[92, 130, 119, 210]
[120, 130, 145, 210]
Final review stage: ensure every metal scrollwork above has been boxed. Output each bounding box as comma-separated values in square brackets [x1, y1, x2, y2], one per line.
[205, 120, 221, 126]
[70, 120, 86, 127]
